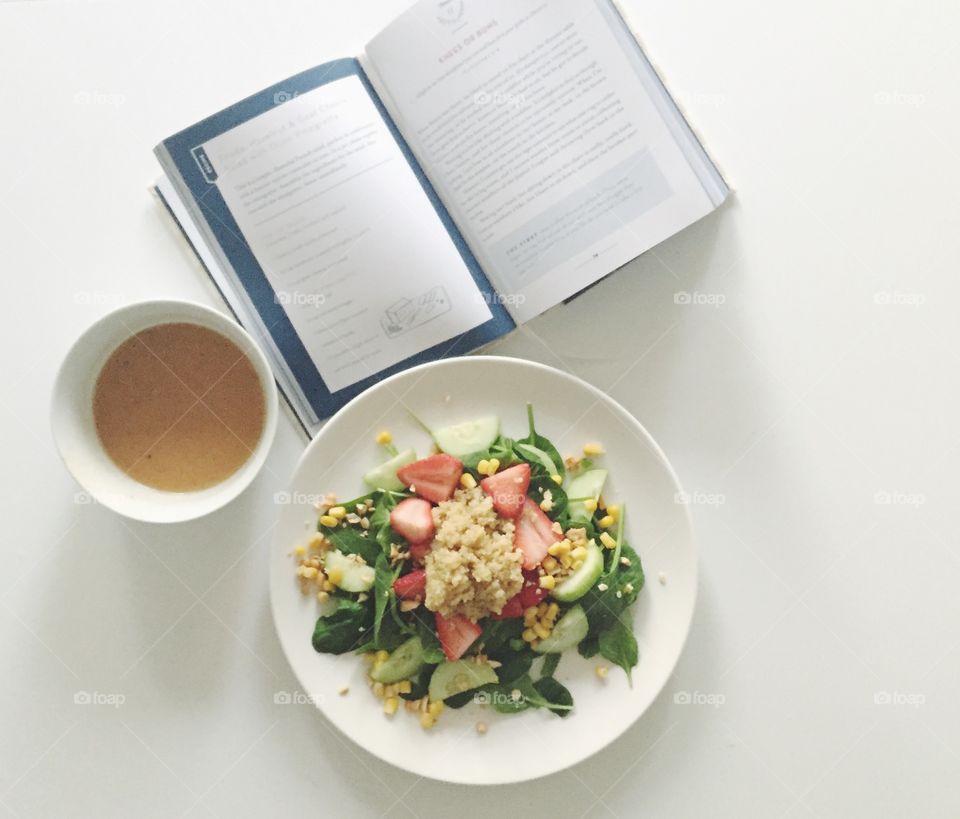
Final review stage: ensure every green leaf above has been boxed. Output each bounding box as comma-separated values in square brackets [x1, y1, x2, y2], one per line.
[577, 632, 600, 659]
[321, 524, 380, 566]
[528, 475, 567, 517]
[533, 676, 574, 717]
[478, 618, 524, 656]
[372, 554, 398, 644]
[539, 652, 561, 679]
[598, 617, 639, 679]
[489, 674, 574, 714]
[516, 404, 565, 480]
[496, 652, 534, 686]
[400, 664, 435, 700]
[312, 598, 372, 654]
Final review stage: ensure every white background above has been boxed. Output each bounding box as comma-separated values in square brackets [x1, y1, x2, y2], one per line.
[1, 0, 958, 817]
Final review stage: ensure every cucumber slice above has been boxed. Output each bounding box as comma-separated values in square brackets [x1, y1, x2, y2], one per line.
[363, 448, 417, 492]
[433, 416, 500, 458]
[323, 549, 375, 593]
[566, 469, 608, 521]
[370, 636, 425, 684]
[551, 540, 604, 602]
[533, 605, 589, 654]
[428, 659, 498, 702]
[514, 442, 557, 474]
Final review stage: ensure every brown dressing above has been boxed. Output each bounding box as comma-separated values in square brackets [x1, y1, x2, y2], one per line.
[93, 322, 265, 492]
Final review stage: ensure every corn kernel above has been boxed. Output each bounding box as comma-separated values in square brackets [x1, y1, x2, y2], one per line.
[547, 541, 563, 557]
[546, 602, 560, 620]
[317, 591, 329, 603]
[383, 697, 399, 716]
[299, 566, 318, 579]
[599, 532, 617, 550]
[583, 443, 604, 457]
[542, 556, 559, 573]
[326, 567, 344, 585]
[376, 430, 393, 445]
[477, 459, 490, 475]
[537, 601, 548, 615]
[460, 473, 477, 489]
[559, 554, 573, 569]
[522, 627, 538, 642]
[538, 574, 556, 590]
[598, 515, 615, 529]
[308, 535, 325, 550]
[584, 498, 598, 513]
[533, 622, 551, 640]
[319, 515, 338, 527]
[476, 721, 488, 735]
[293, 545, 306, 557]
[570, 546, 587, 561]
[428, 701, 444, 717]
[595, 665, 608, 680]
[328, 506, 347, 519]
[549, 474, 563, 486]
[398, 680, 412, 694]
[375, 650, 390, 664]
[523, 607, 539, 626]
[488, 458, 500, 473]
[606, 504, 621, 519]
[372, 682, 385, 698]
[420, 713, 436, 729]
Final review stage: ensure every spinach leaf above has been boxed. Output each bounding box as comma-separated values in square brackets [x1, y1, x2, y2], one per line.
[598, 617, 639, 679]
[489, 674, 573, 714]
[495, 652, 534, 687]
[312, 598, 371, 654]
[372, 554, 399, 644]
[580, 542, 644, 633]
[528, 475, 568, 518]
[533, 676, 574, 717]
[321, 524, 380, 566]
[539, 652, 561, 679]
[478, 618, 524, 656]
[413, 617, 446, 664]
[578, 632, 600, 659]
[516, 404, 565, 480]
[461, 436, 517, 471]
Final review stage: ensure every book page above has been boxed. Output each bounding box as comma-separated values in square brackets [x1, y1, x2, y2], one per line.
[197, 74, 492, 393]
[365, 0, 718, 322]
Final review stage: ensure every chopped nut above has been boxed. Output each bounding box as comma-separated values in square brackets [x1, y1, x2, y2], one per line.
[476, 721, 488, 735]
[338, 686, 349, 696]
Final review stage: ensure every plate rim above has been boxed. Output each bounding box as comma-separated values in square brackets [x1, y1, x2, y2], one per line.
[269, 354, 698, 784]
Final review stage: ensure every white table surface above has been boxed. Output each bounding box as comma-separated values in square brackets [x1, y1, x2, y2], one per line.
[2, 0, 958, 816]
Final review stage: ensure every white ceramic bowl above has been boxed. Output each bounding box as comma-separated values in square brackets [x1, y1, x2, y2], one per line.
[51, 299, 278, 523]
[270, 356, 697, 784]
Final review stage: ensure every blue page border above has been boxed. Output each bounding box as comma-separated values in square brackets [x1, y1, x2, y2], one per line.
[159, 58, 513, 421]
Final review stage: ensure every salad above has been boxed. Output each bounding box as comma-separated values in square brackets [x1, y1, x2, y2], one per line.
[292, 405, 644, 730]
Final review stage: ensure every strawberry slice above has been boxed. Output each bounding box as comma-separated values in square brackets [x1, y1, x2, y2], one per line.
[514, 496, 562, 569]
[389, 497, 435, 544]
[490, 592, 524, 619]
[519, 568, 548, 608]
[396, 454, 463, 503]
[480, 463, 530, 518]
[408, 540, 431, 563]
[435, 611, 481, 661]
[393, 569, 426, 600]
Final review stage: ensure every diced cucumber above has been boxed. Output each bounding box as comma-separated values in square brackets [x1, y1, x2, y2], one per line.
[363, 448, 417, 492]
[433, 416, 500, 457]
[370, 636, 425, 684]
[533, 605, 589, 654]
[566, 469, 608, 521]
[515, 442, 557, 475]
[428, 658, 498, 702]
[551, 540, 604, 602]
[323, 549, 375, 593]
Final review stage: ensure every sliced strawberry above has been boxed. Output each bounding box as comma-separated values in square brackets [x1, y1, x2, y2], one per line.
[514, 496, 562, 569]
[393, 569, 426, 600]
[519, 568, 548, 608]
[480, 463, 530, 519]
[490, 592, 524, 619]
[389, 497, 435, 544]
[435, 611, 481, 661]
[396, 454, 463, 503]
[408, 540, 431, 563]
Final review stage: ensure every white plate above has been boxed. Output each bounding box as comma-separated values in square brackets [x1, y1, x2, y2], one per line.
[269, 356, 696, 784]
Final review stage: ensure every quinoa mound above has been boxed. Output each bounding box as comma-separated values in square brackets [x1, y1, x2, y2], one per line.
[424, 486, 523, 620]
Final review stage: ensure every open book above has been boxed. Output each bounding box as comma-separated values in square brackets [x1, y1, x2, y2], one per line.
[155, 0, 728, 436]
